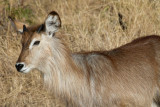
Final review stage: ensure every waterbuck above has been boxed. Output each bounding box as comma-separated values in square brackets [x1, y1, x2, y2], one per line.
[9, 11, 160, 107]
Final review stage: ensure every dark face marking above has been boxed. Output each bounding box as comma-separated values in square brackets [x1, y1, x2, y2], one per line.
[18, 25, 42, 62]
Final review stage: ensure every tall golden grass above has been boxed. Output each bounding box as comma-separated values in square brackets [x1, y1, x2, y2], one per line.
[0, 0, 160, 106]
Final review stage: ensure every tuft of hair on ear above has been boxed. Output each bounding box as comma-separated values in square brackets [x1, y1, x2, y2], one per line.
[23, 25, 28, 32]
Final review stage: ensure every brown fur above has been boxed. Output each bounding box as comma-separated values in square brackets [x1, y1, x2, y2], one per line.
[11, 12, 160, 107]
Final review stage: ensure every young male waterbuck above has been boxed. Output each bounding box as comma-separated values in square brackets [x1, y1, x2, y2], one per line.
[9, 11, 160, 107]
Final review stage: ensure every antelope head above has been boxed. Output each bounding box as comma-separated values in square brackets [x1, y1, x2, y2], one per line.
[9, 11, 61, 73]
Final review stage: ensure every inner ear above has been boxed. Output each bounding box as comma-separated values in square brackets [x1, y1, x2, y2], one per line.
[45, 11, 61, 36]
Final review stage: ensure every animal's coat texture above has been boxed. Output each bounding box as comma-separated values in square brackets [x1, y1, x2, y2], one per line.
[10, 11, 160, 107]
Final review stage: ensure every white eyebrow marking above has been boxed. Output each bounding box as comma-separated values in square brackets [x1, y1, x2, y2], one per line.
[29, 38, 36, 49]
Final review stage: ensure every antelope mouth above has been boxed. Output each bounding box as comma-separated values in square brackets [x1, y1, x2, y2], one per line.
[20, 67, 31, 73]
[20, 68, 28, 73]
[20, 67, 32, 73]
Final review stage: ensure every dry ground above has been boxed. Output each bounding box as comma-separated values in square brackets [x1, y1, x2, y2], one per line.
[0, 0, 160, 106]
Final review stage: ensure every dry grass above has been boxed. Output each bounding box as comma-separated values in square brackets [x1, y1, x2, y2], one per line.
[0, 0, 160, 106]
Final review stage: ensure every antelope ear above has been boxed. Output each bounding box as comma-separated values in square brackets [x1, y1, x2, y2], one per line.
[23, 25, 28, 32]
[8, 16, 28, 33]
[45, 11, 61, 36]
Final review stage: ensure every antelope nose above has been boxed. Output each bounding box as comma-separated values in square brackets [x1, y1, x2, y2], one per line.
[15, 63, 24, 72]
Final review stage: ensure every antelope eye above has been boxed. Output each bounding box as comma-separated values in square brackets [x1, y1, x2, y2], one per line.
[33, 41, 40, 45]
